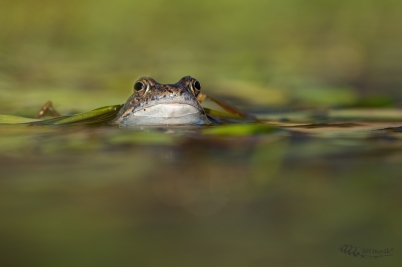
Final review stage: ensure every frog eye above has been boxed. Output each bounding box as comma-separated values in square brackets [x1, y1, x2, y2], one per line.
[190, 78, 201, 95]
[193, 80, 201, 90]
[134, 81, 145, 91]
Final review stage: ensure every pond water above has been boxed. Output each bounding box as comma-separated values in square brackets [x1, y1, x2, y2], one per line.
[0, 116, 400, 267]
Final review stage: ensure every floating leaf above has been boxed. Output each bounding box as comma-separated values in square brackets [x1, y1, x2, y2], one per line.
[32, 105, 123, 126]
[0, 115, 40, 124]
[203, 123, 279, 136]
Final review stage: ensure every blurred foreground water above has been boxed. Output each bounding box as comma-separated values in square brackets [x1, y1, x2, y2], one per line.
[0, 121, 400, 267]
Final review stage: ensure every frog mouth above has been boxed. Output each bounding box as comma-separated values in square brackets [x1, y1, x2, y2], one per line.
[124, 102, 210, 125]
[133, 103, 203, 118]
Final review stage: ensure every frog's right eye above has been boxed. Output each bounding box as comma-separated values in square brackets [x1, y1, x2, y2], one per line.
[134, 81, 145, 91]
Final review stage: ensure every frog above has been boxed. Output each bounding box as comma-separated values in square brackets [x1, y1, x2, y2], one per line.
[109, 76, 211, 127]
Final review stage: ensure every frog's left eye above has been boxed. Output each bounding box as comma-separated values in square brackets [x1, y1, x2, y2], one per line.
[193, 80, 201, 90]
[190, 78, 201, 96]
[134, 81, 145, 91]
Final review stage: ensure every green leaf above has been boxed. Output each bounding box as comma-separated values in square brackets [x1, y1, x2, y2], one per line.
[203, 123, 279, 136]
[32, 105, 123, 126]
[0, 115, 40, 124]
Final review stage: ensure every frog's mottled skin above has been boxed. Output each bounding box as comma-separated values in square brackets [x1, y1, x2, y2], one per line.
[109, 76, 210, 127]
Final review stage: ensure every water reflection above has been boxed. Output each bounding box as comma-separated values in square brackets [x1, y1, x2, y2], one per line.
[0, 124, 400, 266]
[152, 169, 229, 216]
[152, 146, 234, 216]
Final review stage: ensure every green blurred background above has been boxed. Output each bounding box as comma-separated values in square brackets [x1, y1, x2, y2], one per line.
[1, 0, 402, 112]
[0, 1, 401, 267]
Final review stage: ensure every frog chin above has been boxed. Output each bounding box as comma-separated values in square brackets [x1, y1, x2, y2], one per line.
[121, 103, 210, 126]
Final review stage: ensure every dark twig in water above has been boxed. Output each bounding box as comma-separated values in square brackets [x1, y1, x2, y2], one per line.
[34, 101, 61, 118]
